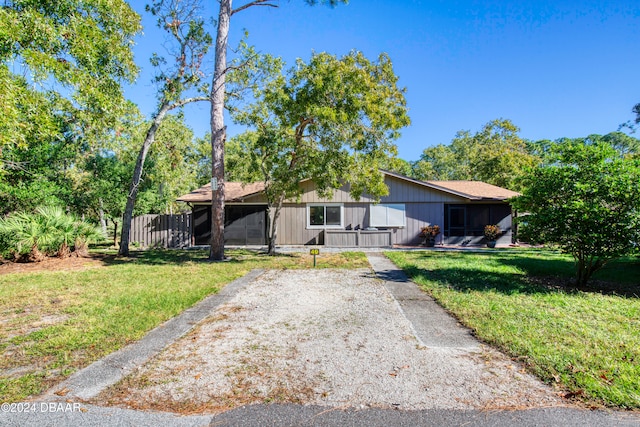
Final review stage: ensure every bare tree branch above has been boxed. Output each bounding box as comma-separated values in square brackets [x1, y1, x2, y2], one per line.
[170, 95, 210, 109]
[232, 0, 278, 16]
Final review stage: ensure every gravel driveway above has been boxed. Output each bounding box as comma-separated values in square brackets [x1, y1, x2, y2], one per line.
[99, 267, 562, 414]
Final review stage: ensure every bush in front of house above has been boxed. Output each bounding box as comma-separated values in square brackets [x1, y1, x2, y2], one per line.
[0, 207, 104, 261]
[420, 224, 441, 246]
[484, 224, 501, 241]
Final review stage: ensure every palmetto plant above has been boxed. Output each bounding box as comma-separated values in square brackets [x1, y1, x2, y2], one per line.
[73, 220, 104, 257]
[0, 211, 45, 261]
[0, 207, 104, 261]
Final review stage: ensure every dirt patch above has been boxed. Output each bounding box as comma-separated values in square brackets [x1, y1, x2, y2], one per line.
[0, 254, 113, 276]
[97, 269, 563, 415]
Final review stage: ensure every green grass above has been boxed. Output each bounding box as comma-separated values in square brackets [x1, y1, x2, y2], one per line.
[386, 249, 640, 410]
[0, 249, 369, 402]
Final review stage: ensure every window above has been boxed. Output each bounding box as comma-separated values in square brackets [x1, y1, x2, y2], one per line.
[307, 204, 343, 228]
[370, 204, 406, 227]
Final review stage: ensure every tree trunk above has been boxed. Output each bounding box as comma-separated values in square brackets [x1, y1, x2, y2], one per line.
[98, 198, 107, 236]
[267, 193, 285, 255]
[118, 103, 171, 256]
[209, 0, 232, 261]
[113, 220, 118, 248]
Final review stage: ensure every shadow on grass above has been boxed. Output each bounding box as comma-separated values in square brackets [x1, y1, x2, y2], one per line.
[97, 248, 300, 267]
[401, 251, 640, 299]
[96, 249, 209, 267]
[402, 263, 555, 296]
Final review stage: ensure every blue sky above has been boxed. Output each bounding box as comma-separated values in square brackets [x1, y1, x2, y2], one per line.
[125, 0, 640, 161]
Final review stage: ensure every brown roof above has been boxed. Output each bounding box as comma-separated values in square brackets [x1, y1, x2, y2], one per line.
[176, 181, 265, 203]
[424, 180, 520, 200]
[380, 170, 519, 200]
[177, 174, 519, 204]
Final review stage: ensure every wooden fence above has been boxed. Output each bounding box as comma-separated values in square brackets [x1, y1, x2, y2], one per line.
[129, 213, 192, 248]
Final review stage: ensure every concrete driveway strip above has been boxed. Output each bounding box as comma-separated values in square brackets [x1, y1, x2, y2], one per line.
[44, 269, 264, 401]
[366, 253, 479, 349]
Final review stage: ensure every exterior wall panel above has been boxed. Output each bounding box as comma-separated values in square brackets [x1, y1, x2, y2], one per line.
[276, 201, 446, 246]
[293, 176, 465, 205]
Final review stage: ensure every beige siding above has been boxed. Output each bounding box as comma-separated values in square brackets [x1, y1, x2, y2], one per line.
[276, 203, 368, 245]
[295, 181, 356, 203]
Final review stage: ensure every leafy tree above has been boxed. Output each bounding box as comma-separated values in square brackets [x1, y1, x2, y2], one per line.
[467, 119, 538, 190]
[598, 132, 639, 157]
[378, 157, 413, 177]
[224, 132, 263, 182]
[412, 119, 537, 190]
[119, 0, 212, 256]
[512, 141, 640, 286]
[185, 132, 213, 186]
[232, 50, 410, 254]
[530, 132, 640, 166]
[83, 152, 130, 245]
[412, 142, 460, 181]
[0, 111, 86, 215]
[0, 0, 141, 159]
[135, 114, 200, 214]
[207, 0, 347, 260]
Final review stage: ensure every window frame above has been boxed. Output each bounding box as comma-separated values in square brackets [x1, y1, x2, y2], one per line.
[306, 203, 344, 229]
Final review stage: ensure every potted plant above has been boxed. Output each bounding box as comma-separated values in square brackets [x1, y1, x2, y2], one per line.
[420, 224, 441, 247]
[484, 224, 501, 248]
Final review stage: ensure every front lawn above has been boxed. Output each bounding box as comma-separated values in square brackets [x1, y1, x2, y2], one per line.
[385, 249, 640, 409]
[0, 249, 368, 402]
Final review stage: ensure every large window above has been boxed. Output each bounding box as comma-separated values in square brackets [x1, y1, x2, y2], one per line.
[370, 204, 406, 227]
[307, 204, 343, 228]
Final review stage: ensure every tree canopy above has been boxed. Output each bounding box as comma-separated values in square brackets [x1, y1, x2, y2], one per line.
[0, 0, 141, 155]
[412, 119, 538, 190]
[231, 50, 410, 253]
[512, 141, 640, 286]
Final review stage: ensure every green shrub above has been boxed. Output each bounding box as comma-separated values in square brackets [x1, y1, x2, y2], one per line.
[0, 207, 104, 261]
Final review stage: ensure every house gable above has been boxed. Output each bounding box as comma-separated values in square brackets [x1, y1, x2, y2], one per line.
[293, 173, 469, 204]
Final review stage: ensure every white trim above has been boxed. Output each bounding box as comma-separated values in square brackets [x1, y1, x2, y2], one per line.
[306, 203, 344, 229]
[370, 203, 406, 227]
